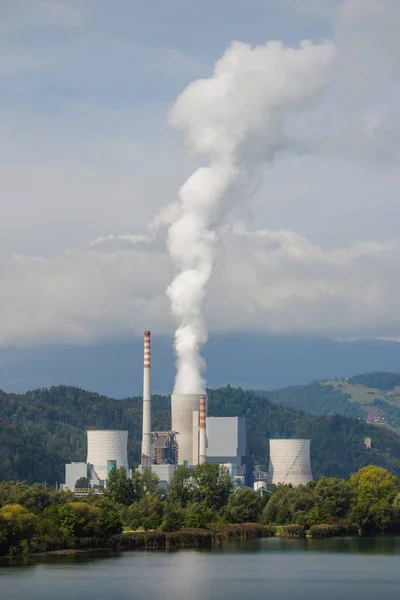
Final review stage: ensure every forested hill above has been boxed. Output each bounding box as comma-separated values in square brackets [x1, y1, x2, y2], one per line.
[1, 385, 400, 485]
[260, 371, 400, 433]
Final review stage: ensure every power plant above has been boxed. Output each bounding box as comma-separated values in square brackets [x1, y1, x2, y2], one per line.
[63, 329, 313, 491]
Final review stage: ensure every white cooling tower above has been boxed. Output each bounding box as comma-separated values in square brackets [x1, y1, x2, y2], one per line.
[86, 430, 129, 481]
[171, 394, 201, 465]
[267, 439, 313, 487]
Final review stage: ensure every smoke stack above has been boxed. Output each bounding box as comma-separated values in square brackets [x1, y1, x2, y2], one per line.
[141, 330, 151, 468]
[199, 394, 206, 464]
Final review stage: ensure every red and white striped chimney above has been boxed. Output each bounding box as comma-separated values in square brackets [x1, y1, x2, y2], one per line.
[141, 331, 151, 467]
[199, 394, 206, 464]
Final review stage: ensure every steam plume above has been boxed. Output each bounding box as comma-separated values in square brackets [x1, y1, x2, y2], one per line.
[167, 40, 335, 394]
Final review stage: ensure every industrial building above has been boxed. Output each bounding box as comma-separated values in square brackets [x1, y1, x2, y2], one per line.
[266, 439, 313, 487]
[151, 431, 178, 464]
[206, 416, 251, 485]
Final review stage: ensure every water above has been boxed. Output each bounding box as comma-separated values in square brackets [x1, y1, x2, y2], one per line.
[0, 537, 399, 600]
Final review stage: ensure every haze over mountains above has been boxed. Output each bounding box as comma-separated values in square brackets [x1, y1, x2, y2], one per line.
[1, 334, 400, 398]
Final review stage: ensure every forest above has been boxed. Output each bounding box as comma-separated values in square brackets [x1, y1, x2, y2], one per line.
[1, 385, 400, 484]
[0, 464, 399, 557]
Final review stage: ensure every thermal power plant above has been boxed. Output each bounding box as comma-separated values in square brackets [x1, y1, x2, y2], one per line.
[171, 393, 202, 465]
[86, 430, 129, 482]
[141, 330, 152, 469]
[266, 439, 313, 487]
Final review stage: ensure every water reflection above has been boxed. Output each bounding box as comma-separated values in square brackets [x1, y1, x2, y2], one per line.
[0, 537, 399, 600]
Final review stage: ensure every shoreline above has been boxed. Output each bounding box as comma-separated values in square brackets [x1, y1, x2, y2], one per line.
[3, 523, 396, 559]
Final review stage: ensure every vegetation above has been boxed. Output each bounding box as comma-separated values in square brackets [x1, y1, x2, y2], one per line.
[1, 384, 400, 484]
[349, 372, 400, 390]
[0, 465, 399, 556]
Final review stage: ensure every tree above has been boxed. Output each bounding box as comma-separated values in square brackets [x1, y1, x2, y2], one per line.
[97, 500, 123, 536]
[123, 495, 164, 531]
[106, 467, 137, 506]
[348, 466, 399, 533]
[349, 466, 398, 505]
[223, 489, 263, 524]
[0, 504, 38, 548]
[191, 463, 231, 511]
[55, 502, 101, 537]
[75, 477, 90, 489]
[184, 502, 214, 528]
[160, 501, 185, 532]
[167, 466, 192, 508]
[130, 469, 160, 500]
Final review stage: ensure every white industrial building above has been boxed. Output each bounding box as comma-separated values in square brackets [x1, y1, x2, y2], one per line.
[64, 430, 129, 491]
[171, 393, 202, 466]
[266, 439, 313, 487]
[86, 430, 129, 481]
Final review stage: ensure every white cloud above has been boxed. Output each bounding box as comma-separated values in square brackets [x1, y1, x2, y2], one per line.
[1, 226, 400, 346]
[0, 0, 400, 348]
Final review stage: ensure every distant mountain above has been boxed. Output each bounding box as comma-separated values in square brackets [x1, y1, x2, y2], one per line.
[1, 334, 400, 398]
[0, 384, 400, 485]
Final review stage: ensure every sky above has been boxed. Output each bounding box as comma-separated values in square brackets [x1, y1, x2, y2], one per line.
[1, 0, 400, 347]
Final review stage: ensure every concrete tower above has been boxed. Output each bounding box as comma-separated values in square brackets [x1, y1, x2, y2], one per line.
[267, 439, 313, 487]
[171, 393, 201, 465]
[141, 330, 152, 468]
[86, 430, 129, 481]
[199, 395, 207, 464]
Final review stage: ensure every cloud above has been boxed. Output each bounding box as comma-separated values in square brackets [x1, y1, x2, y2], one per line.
[1, 226, 400, 347]
[0, 0, 400, 350]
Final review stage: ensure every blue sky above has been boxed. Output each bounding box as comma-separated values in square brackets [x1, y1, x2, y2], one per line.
[1, 0, 400, 346]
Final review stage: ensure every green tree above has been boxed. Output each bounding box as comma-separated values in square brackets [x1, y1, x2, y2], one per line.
[191, 463, 231, 511]
[123, 495, 164, 531]
[0, 504, 38, 547]
[348, 466, 399, 532]
[75, 477, 90, 489]
[184, 502, 214, 528]
[97, 500, 123, 536]
[55, 502, 101, 537]
[130, 469, 160, 500]
[106, 467, 137, 506]
[160, 501, 185, 532]
[167, 465, 192, 508]
[223, 489, 263, 523]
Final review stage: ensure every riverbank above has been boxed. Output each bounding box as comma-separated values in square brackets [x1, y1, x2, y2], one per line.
[2, 521, 393, 558]
[1, 524, 274, 557]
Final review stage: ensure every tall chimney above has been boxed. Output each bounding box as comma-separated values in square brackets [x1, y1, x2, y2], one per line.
[141, 330, 151, 468]
[199, 394, 206, 464]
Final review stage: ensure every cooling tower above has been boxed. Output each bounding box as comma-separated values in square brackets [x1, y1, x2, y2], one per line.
[86, 430, 129, 481]
[171, 394, 201, 465]
[267, 439, 313, 487]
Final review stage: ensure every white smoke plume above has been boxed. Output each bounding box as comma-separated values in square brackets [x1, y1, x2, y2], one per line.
[166, 39, 336, 394]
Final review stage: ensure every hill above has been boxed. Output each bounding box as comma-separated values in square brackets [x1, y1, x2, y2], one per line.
[261, 372, 400, 433]
[0, 385, 399, 485]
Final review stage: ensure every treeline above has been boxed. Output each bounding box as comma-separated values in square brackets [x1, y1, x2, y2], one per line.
[349, 372, 400, 390]
[259, 382, 363, 418]
[0, 464, 399, 556]
[1, 385, 400, 483]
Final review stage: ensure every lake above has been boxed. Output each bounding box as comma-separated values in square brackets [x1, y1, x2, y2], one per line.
[1, 536, 399, 600]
